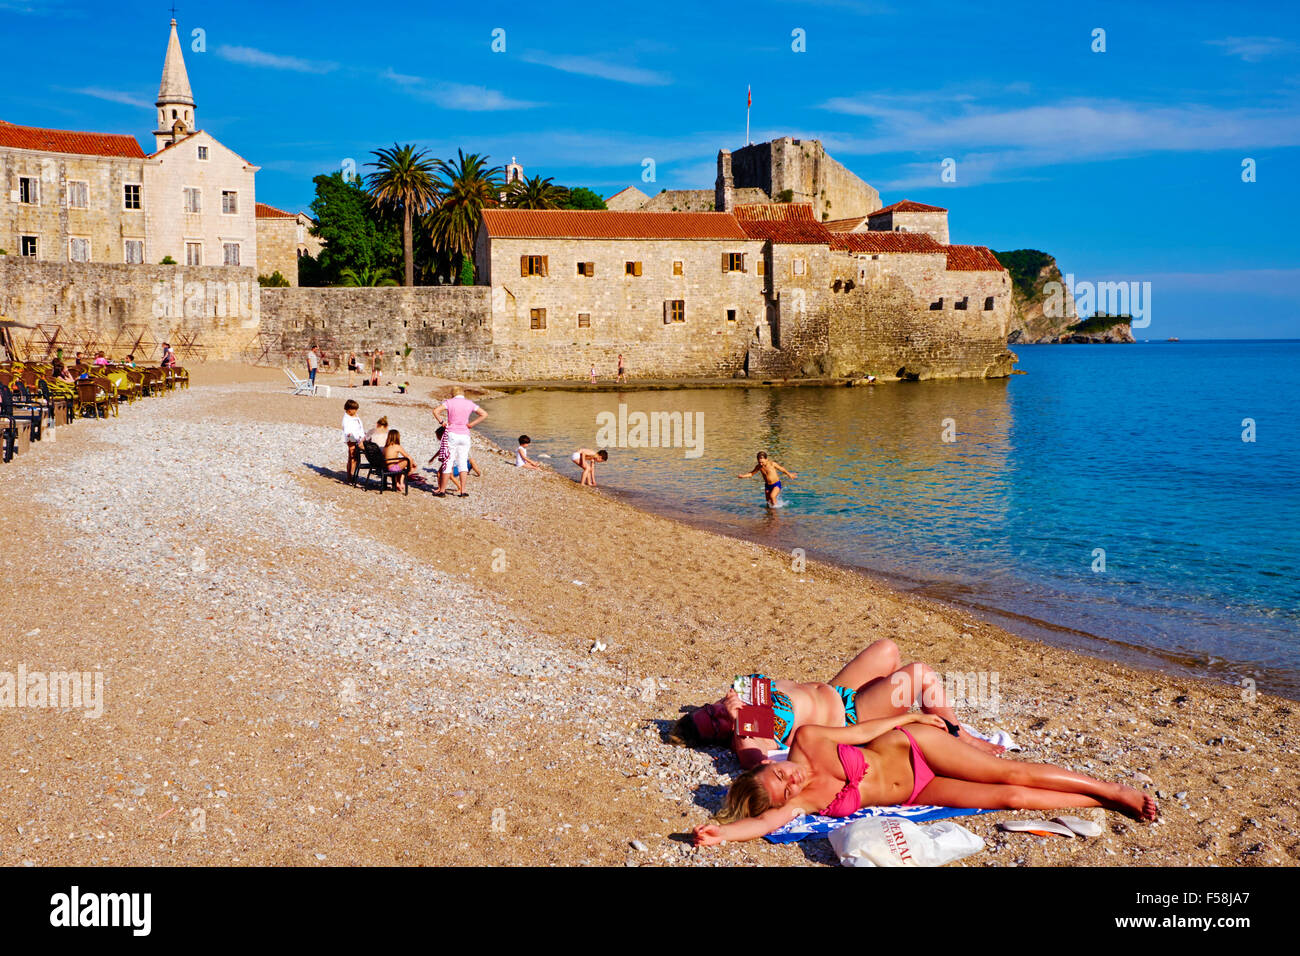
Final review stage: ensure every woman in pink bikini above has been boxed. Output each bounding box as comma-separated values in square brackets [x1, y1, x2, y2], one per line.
[692, 717, 1159, 846]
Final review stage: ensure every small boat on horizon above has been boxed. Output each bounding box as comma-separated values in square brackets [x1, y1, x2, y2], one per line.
[1167, 337, 1180, 342]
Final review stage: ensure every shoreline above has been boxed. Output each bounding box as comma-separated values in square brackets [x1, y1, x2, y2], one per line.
[472, 382, 1297, 704]
[4, 363, 1297, 867]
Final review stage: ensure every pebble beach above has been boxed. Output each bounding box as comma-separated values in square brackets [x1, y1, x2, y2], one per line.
[1, 363, 1297, 867]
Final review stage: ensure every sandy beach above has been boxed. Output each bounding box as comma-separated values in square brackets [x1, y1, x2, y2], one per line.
[1, 363, 1297, 867]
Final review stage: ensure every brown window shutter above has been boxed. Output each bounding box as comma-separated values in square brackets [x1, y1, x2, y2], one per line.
[663, 301, 670, 324]
[741, 253, 747, 272]
[757, 259, 766, 276]
[585, 261, 594, 277]
[541, 256, 549, 277]
[634, 261, 642, 276]
[521, 255, 528, 277]
[722, 252, 729, 273]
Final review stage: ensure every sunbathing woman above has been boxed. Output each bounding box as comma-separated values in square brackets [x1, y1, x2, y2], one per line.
[383, 429, 416, 492]
[668, 639, 1003, 767]
[692, 716, 1158, 846]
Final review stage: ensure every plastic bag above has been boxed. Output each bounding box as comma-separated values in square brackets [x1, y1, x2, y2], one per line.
[829, 817, 985, 867]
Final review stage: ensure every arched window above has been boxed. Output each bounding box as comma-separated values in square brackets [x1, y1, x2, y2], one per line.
[172, 109, 177, 119]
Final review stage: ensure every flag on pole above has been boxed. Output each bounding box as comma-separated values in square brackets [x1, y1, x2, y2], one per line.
[747, 86, 752, 108]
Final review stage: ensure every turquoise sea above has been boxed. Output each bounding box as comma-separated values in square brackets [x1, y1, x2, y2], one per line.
[481, 341, 1300, 699]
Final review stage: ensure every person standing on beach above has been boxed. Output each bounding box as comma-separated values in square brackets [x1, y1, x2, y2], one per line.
[738, 451, 797, 508]
[347, 353, 358, 388]
[371, 350, 382, 387]
[433, 387, 487, 497]
[571, 448, 608, 487]
[342, 399, 364, 484]
[307, 343, 320, 387]
[616, 353, 626, 383]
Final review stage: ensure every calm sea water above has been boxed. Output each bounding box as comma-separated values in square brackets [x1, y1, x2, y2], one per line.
[480, 342, 1300, 698]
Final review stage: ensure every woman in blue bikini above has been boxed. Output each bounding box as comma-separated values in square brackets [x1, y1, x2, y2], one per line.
[692, 718, 1159, 846]
[668, 639, 1004, 768]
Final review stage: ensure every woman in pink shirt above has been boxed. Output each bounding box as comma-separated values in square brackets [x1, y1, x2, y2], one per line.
[433, 387, 488, 496]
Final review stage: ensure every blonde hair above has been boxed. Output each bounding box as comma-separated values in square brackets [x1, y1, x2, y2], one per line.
[715, 767, 771, 824]
[376, 416, 388, 428]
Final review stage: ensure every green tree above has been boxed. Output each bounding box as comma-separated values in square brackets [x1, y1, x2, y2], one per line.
[306, 172, 401, 286]
[258, 270, 290, 287]
[504, 173, 569, 210]
[429, 150, 503, 284]
[562, 186, 607, 210]
[339, 266, 399, 287]
[366, 144, 441, 287]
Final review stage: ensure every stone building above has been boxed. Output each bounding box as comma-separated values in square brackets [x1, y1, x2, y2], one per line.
[0, 18, 258, 270]
[255, 203, 323, 285]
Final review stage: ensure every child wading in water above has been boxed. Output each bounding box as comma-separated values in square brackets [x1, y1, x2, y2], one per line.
[571, 448, 608, 487]
[738, 451, 797, 507]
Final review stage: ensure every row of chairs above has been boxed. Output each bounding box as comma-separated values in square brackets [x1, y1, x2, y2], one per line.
[0, 362, 189, 463]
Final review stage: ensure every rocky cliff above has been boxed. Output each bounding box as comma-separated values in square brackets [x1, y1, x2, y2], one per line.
[995, 249, 1134, 344]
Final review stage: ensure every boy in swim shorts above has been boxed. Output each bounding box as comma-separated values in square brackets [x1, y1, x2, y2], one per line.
[737, 450, 797, 507]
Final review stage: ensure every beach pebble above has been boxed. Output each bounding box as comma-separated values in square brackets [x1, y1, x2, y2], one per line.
[630, 840, 648, 852]
[1174, 791, 1188, 800]
[1133, 772, 1153, 784]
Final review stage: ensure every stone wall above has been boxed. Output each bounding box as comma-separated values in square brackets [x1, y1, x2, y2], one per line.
[483, 235, 767, 380]
[731, 139, 881, 221]
[1, 150, 146, 264]
[872, 210, 949, 244]
[259, 285, 494, 378]
[0, 258, 259, 362]
[256, 214, 323, 286]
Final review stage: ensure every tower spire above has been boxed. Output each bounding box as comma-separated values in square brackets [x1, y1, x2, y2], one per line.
[154, 18, 196, 150]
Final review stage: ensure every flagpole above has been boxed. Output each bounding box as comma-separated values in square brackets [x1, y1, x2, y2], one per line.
[746, 84, 751, 145]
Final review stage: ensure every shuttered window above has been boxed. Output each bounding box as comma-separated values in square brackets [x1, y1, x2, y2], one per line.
[625, 261, 642, 276]
[663, 300, 685, 324]
[521, 255, 547, 276]
[724, 252, 744, 273]
[673, 261, 683, 275]
[529, 308, 546, 330]
[578, 313, 591, 328]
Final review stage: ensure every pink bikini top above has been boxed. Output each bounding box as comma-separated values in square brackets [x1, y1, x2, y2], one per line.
[820, 744, 867, 817]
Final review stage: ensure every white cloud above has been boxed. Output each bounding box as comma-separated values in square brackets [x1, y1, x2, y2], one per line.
[816, 93, 1300, 185]
[520, 51, 671, 86]
[67, 87, 153, 109]
[380, 70, 539, 111]
[1206, 36, 1295, 63]
[216, 45, 338, 74]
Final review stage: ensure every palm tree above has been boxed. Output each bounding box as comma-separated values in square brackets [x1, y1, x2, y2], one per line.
[339, 266, 399, 287]
[429, 150, 504, 284]
[504, 174, 569, 210]
[365, 144, 440, 287]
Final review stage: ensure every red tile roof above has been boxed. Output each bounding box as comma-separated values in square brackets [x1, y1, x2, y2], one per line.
[822, 216, 869, 232]
[0, 119, 145, 159]
[831, 232, 944, 254]
[944, 245, 1005, 271]
[869, 199, 948, 217]
[256, 202, 300, 219]
[480, 209, 749, 240]
[732, 203, 833, 244]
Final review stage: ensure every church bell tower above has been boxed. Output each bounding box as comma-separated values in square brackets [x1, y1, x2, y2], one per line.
[154, 18, 196, 151]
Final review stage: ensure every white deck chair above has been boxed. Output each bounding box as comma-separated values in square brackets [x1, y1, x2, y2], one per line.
[284, 367, 317, 396]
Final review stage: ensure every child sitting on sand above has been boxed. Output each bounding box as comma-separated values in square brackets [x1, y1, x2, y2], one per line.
[738, 451, 797, 507]
[515, 435, 541, 470]
[571, 448, 608, 487]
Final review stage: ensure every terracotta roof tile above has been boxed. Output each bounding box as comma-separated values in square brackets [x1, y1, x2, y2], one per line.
[732, 203, 833, 244]
[256, 202, 299, 219]
[480, 209, 749, 240]
[0, 119, 145, 159]
[869, 199, 948, 217]
[944, 244, 1005, 271]
[822, 216, 869, 232]
[831, 232, 944, 254]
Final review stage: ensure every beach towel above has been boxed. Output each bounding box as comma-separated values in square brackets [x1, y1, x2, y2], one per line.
[765, 804, 997, 844]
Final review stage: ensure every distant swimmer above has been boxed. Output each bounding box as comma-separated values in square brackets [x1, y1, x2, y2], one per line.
[738, 450, 797, 508]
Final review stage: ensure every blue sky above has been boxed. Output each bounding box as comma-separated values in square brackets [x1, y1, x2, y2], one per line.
[2, 0, 1297, 337]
